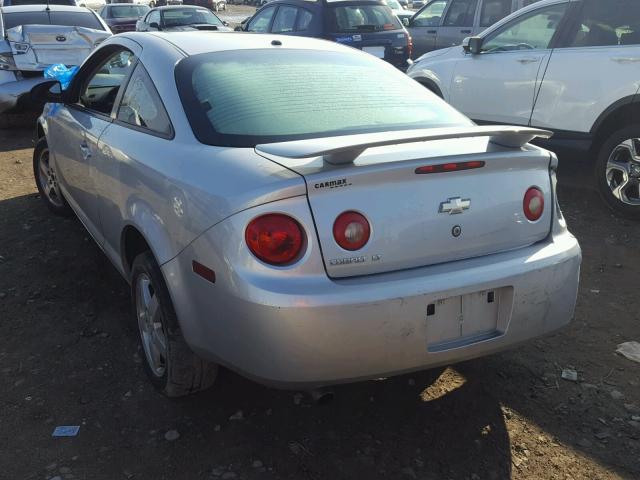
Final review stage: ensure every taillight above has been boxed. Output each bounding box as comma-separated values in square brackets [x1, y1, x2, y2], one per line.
[245, 214, 304, 265]
[405, 32, 413, 59]
[523, 187, 544, 221]
[333, 211, 370, 251]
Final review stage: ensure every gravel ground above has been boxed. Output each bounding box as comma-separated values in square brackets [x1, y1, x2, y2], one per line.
[0, 126, 639, 480]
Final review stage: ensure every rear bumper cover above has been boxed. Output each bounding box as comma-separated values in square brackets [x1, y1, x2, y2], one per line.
[163, 218, 581, 388]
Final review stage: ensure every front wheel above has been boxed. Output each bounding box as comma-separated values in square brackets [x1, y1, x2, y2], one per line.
[33, 138, 72, 216]
[131, 251, 218, 397]
[595, 125, 640, 220]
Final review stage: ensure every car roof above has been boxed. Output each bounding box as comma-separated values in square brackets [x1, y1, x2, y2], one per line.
[0, 4, 93, 12]
[262, 0, 386, 7]
[119, 31, 353, 57]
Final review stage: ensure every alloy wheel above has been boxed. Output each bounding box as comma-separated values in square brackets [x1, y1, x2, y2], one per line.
[37, 147, 65, 208]
[605, 138, 640, 206]
[135, 273, 168, 377]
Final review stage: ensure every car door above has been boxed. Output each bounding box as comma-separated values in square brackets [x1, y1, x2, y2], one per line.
[49, 46, 137, 244]
[142, 9, 160, 31]
[246, 5, 277, 32]
[531, 0, 640, 134]
[270, 5, 298, 35]
[96, 62, 174, 266]
[407, 0, 447, 57]
[449, 1, 569, 125]
[477, 0, 514, 31]
[435, 0, 478, 49]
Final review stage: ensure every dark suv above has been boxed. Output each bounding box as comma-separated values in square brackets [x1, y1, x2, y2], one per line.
[237, 0, 412, 70]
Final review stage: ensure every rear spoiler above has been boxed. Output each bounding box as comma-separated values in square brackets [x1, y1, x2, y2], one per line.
[256, 126, 553, 165]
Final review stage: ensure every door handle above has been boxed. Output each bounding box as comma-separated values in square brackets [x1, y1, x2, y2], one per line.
[516, 57, 540, 64]
[427, 30, 437, 34]
[79, 142, 92, 160]
[460, 29, 471, 34]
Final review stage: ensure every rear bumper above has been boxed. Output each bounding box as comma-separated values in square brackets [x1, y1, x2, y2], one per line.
[163, 224, 581, 388]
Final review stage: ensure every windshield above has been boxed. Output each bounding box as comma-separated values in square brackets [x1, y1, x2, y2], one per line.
[176, 49, 471, 147]
[109, 5, 149, 18]
[329, 4, 402, 32]
[161, 7, 222, 27]
[2, 11, 104, 30]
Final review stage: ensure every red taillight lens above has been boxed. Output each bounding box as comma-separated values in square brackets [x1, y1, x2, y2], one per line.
[245, 214, 304, 265]
[415, 160, 485, 174]
[523, 187, 544, 221]
[333, 211, 370, 251]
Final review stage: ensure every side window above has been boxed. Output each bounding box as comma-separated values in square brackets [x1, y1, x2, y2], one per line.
[116, 64, 172, 136]
[479, 0, 511, 28]
[296, 8, 313, 31]
[443, 0, 478, 27]
[482, 3, 567, 52]
[247, 6, 276, 32]
[79, 49, 136, 115]
[147, 10, 160, 25]
[412, 0, 446, 27]
[272, 5, 297, 33]
[566, 0, 640, 48]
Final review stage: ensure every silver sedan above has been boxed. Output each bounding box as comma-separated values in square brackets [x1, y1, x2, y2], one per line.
[31, 32, 581, 396]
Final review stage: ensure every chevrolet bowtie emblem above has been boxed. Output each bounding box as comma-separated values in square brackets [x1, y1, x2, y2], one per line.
[439, 197, 471, 215]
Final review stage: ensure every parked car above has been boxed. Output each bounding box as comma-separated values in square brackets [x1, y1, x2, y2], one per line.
[1, 0, 77, 5]
[408, 0, 640, 218]
[31, 31, 580, 396]
[182, 0, 225, 11]
[406, 0, 540, 57]
[237, 0, 412, 70]
[98, 3, 149, 32]
[148, 0, 183, 6]
[412, 0, 425, 8]
[385, 0, 412, 22]
[0, 4, 110, 116]
[136, 5, 230, 30]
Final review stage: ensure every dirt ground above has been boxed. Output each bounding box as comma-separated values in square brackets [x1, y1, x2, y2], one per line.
[0, 126, 639, 480]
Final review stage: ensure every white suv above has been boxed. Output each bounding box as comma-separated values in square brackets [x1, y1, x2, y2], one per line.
[407, 0, 640, 218]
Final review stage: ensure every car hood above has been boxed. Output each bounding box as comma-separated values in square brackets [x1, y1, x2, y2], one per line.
[6, 25, 111, 71]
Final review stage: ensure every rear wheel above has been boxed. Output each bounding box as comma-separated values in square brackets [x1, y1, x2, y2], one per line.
[33, 138, 72, 216]
[595, 125, 640, 219]
[131, 251, 218, 397]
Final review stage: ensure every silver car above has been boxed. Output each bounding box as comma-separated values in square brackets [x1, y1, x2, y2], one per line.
[31, 32, 581, 396]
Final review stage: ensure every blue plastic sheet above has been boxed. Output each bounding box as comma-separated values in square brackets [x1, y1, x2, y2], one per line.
[44, 64, 79, 90]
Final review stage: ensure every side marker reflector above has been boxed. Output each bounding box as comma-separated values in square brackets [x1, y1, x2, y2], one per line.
[192, 261, 215, 283]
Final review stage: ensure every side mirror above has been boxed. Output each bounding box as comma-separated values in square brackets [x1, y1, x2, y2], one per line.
[30, 80, 65, 104]
[462, 36, 483, 54]
[223, 20, 229, 26]
[402, 17, 410, 27]
[149, 21, 161, 30]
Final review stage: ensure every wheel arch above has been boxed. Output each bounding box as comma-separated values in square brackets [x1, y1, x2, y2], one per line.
[120, 222, 174, 279]
[590, 95, 640, 153]
[414, 76, 444, 99]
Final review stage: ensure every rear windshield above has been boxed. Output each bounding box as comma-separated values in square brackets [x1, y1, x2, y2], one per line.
[329, 4, 402, 32]
[176, 49, 471, 147]
[2, 11, 104, 30]
[108, 5, 149, 18]
[161, 7, 222, 27]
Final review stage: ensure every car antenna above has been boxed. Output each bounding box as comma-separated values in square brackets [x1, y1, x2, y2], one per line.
[45, 0, 50, 11]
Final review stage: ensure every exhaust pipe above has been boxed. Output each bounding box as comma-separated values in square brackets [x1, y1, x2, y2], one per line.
[307, 387, 335, 405]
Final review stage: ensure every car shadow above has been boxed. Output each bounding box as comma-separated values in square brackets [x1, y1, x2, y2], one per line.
[0, 126, 35, 152]
[0, 188, 638, 479]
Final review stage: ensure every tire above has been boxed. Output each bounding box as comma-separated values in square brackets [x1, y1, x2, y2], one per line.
[418, 80, 443, 99]
[33, 138, 72, 216]
[131, 251, 218, 397]
[595, 124, 640, 220]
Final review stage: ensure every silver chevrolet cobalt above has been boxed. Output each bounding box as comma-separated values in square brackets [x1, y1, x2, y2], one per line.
[31, 32, 581, 396]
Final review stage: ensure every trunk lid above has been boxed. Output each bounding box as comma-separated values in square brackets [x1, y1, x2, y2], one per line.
[6, 25, 110, 71]
[257, 128, 553, 278]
